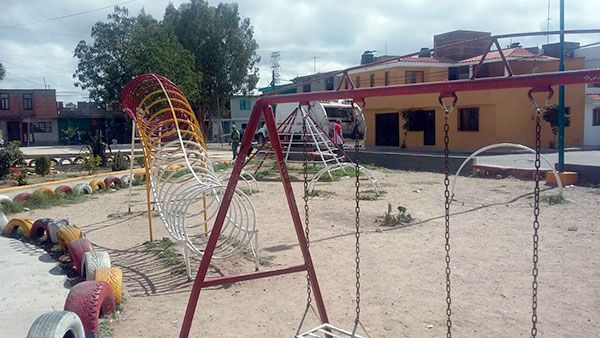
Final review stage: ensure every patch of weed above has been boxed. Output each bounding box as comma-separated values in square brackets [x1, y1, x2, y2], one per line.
[143, 238, 187, 275]
[307, 189, 335, 198]
[541, 193, 567, 205]
[375, 203, 414, 227]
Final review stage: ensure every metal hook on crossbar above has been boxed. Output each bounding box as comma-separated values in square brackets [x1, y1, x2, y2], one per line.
[527, 86, 554, 115]
[438, 92, 458, 113]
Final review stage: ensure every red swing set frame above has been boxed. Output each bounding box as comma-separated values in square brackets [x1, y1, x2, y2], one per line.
[179, 30, 600, 337]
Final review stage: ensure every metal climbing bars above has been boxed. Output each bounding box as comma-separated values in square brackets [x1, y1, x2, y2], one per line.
[122, 74, 259, 278]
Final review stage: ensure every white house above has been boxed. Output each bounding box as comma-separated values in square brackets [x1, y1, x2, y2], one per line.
[575, 45, 600, 146]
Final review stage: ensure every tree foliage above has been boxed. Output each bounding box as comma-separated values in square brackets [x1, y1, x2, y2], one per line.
[163, 0, 260, 116]
[73, 6, 201, 108]
[0, 63, 5, 83]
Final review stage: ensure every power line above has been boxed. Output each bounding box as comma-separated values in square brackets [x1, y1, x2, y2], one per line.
[0, 0, 136, 30]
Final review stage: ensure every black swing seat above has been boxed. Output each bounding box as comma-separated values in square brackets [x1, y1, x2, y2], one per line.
[296, 323, 365, 338]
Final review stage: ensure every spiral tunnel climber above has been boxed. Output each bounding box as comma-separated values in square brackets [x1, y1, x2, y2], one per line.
[122, 74, 258, 272]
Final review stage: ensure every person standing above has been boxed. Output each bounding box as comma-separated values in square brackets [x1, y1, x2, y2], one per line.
[332, 119, 344, 156]
[230, 125, 241, 160]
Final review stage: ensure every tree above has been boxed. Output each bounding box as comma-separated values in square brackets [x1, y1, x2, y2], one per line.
[0, 63, 5, 82]
[73, 6, 201, 108]
[163, 0, 260, 119]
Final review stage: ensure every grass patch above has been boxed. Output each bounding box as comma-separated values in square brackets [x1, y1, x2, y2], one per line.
[541, 193, 567, 205]
[143, 238, 187, 275]
[375, 203, 414, 227]
[0, 191, 90, 215]
[490, 188, 510, 194]
[410, 180, 439, 185]
[317, 167, 358, 182]
[307, 189, 335, 198]
[213, 161, 233, 172]
[0, 199, 23, 214]
[591, 189, 600, 195]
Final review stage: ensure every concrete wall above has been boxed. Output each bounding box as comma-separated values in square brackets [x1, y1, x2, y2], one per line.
[230, 96, 259, 121]
[31, 119, 58, 145]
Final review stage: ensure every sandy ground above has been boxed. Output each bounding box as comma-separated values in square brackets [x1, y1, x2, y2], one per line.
[0, 237, 69, 337]
[10, 168, 600, 337]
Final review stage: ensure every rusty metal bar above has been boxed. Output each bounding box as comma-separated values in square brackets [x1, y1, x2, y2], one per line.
[201, 264, 306, 288]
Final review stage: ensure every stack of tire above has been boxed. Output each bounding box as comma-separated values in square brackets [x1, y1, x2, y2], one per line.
[2, 216, 123, 338]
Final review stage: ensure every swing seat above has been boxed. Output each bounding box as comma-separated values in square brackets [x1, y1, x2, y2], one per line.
[296, 323, 365, 338]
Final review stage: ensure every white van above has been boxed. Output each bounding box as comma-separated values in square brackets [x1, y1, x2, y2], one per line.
[255, 101, 365, 144]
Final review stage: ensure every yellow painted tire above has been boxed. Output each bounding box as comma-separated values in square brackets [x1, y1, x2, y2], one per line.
[57, 225, 83, 251]
[89, 179, 106, 191]
[3, 218, 34, 238]
[33, 187, 55, 197]
[132, 169, 145, 181]
[94, 267, 123, 304]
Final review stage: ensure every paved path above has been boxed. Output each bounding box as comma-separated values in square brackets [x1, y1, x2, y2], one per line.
[476, 150, 600, 169]
[0, 237, 69, 337]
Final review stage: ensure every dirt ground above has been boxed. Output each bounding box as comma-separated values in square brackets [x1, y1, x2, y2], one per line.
[15, 167, 600, 337]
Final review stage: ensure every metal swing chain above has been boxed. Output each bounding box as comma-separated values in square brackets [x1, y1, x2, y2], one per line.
[439, 94, 457, 338]
[529, 94, 545, 338]
[354, 126, 362, 325]
[302, 105, 312, 307]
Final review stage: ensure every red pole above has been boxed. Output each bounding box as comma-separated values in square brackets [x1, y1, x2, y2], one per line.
[262, 104, 330, 325]
[179, 102, 264, 338]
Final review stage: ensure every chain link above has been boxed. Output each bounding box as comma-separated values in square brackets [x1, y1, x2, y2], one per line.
[354, 134, 361, 323]
[531, 106, 542, 337]
[440, 95, 455, 338]
[302, 106, 312, 306]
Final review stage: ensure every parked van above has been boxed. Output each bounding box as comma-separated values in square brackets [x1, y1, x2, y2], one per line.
[255, 100, 365, 144]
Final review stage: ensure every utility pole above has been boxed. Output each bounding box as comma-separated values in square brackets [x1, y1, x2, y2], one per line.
[558, 0, 565, 172]
[270, 51, 281, 88]
[313, 56, 319, 74]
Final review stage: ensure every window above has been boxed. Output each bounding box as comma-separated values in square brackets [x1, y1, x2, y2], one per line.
[239, 99, 251, 111]
[406, 110, 426, 131]
[324, 106, 352, 122]
[303, 84, 311, 92]
[405, 71, 424, 84]
[384, 71, 390, 86]
[23, 93, 33, 110]
[593, 107, 600, 126]
[32, 122, 52, 133]
[369, 74, 375, 87]
[355, 76, 361, 88]
[448, 66, 470, 80]
[325, 77, 334, 91]
[0, 93, 8, 110]
[458, 107, 479, 132]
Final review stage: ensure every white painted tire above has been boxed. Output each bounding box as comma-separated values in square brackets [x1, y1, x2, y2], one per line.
[0, 194, 11, 204]
[27, 311, 85, 338]
[120, 175, 131, 186]
[0, 212, 7, 234]
[82, 251, 111, 280]
[73, 183, 93, 195]
[48, 219, 70, 244]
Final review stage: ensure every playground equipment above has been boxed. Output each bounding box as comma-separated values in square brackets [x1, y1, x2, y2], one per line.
[122, 74, 259, 277]
[178, 30, 600, 338]
[247, 103, 382, 195]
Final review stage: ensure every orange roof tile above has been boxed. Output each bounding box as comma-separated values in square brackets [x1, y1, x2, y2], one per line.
[460, 48, 558, 63]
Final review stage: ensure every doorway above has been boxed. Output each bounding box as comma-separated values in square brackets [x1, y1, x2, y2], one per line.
[423, 110, 435, 146]
[7, 121, 20, 142]
[375, 113, 399, 146]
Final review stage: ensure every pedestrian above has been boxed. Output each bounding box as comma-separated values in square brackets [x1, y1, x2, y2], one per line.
[332, 119, 344, 156]
[229, 125, 241, 160]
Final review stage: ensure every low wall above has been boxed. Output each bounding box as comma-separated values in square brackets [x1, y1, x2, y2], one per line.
[560, 164, 600, 185]
[347, 150, 472, 173]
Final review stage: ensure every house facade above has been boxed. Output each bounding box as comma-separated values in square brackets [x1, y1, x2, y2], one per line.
[343, 31, 587, 150]
[574, 45, 600, 146]
[0, 89, 58, 146]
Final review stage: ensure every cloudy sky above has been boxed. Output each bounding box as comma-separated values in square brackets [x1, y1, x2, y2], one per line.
[0, 0, 598, 102]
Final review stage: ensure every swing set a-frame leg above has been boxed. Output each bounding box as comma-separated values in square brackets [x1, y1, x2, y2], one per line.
[179, 103, 329, 338]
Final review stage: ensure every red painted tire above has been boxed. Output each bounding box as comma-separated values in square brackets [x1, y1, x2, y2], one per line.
[30, 218, 55, 240]
[64, 281, 115, 337]
[67, 238, 94, 275]
[14, 192, 32, 203]
[54, 185, 74, 196]
[103, 176, 122, 188]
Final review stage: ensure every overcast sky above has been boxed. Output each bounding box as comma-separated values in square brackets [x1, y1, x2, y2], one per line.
[0, 0, 598, 102]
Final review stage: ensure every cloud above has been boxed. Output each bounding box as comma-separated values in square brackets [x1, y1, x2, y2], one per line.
[0, 0, 598, 101]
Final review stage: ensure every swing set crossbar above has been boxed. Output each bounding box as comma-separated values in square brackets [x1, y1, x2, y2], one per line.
[179, 65, 600, 338]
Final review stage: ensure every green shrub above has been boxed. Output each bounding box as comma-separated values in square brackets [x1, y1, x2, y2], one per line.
[14, 169, 28, 186]
[80, 155, 101, 174]
[86, 133, 107, 165]
[0, 150, 11, 179]
[111, 152, 129, 171]
[34, 156, 51, 176]
[0, 141, 24, 179]
[376, 203, 413, 227]
[0, 199, 22, 214]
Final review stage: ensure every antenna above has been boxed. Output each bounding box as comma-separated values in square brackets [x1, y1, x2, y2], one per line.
[547, 0, 551, 44]
[270, 51, 281, 86]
